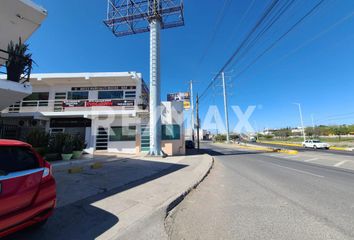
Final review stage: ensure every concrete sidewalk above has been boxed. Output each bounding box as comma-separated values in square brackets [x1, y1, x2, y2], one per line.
[5, 153, 213, 240]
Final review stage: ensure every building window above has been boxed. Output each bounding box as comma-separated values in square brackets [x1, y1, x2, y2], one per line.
[125, 91, 136, 98]
[109, 126, 136, 141]
[23, 92, 49, 106]
[98, 91, 123, 99]
[162, 124, 180, 140]
[67, 91, 89, 100]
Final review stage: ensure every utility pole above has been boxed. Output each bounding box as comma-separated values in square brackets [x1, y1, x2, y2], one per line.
[221, 72, 230, 143]
[196, 94, 200, 150]
[294, 103, 306, 142]
[190, 80, 195, 143]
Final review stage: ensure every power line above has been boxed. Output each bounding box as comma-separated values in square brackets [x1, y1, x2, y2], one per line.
[227, 0, 297, 72]
[199, 0, 281, 101]
[197, 0, 233, 67]
[232, 0, 326, 81]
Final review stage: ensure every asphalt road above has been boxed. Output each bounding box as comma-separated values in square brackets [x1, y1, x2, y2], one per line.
[167, 143, 354, 240]
[252, 142, 354, 156]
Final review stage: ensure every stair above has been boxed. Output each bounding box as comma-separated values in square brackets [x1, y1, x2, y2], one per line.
[141, 124, 150, 152]
[96, 127, 108, 150]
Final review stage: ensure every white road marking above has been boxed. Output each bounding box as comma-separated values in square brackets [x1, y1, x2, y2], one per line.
[284, 155, 299, 159]
[269, 162, 324, 178]
[334, 160, 348, 167]
[304, 158, 319, 162]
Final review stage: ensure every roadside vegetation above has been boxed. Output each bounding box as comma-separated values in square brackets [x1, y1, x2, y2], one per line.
[258, 124, 354, 148]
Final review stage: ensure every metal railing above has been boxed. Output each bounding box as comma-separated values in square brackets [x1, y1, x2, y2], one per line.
[0, 49, 32, 84]
[2, 99, 146, 114]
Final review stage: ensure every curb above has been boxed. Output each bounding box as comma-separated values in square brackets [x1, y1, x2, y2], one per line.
[165, 155, 214, 214]
[237, 143, 298, 155]
[114, 154, 214, 240]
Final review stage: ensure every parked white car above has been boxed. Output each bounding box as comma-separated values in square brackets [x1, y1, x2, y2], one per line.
[302, 140, 330, 149]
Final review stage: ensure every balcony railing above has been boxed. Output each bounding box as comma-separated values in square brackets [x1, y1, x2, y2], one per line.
[1, 99, 150, 114]
[0, 49, 32, 84]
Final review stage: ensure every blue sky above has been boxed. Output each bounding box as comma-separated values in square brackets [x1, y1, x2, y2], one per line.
[30, 0, 354, 131]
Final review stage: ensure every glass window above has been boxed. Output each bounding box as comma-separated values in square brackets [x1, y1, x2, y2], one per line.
[125, 91, 136, 98]
[0, 147, 40, 175]
[98, 91, 123, 99]
[162, 124, 181, 140]
[23, 92, 49, 107]
[67, 91, 88, 100]
[109, 126, 136, 141]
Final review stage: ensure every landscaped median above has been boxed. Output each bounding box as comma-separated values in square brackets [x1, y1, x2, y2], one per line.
[258, 140, 353, 152]
[214, 142, 299, 155]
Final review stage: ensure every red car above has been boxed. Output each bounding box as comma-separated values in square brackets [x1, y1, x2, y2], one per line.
[0, 139, 56, 238]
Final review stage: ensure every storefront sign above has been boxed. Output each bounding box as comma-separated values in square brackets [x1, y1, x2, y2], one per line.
[63, 100, 85, 108]
[167, 92, 191, 110]
[63, 100, 135, 108]
[71, 86, 136, 91]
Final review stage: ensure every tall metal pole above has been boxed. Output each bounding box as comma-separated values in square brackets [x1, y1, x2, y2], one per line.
[196, 94, 200, 150]
[294, 103, 306, 142]
[149, 2, 163, 156]
[190, 80, 195, 142]
[221, 72, 230, 143]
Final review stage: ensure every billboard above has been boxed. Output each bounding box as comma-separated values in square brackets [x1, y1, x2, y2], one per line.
[167, 92, 190, 110]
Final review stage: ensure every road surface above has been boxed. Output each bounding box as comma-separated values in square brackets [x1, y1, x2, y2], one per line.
[253, 141, 354, 156]
[167, 143, 354, 240]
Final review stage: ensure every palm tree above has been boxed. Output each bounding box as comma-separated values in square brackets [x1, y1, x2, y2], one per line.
[6, 38, 33, 83]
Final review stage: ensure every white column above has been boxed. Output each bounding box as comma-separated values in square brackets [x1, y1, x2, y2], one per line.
[149, 18, 163, 156]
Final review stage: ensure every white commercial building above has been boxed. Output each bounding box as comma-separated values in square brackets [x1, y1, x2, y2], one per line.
[0, 72, 185, 156]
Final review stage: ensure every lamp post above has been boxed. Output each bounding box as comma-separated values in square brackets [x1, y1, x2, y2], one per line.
[293, 103, 306, 142]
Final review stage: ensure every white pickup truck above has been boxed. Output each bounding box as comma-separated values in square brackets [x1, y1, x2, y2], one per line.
[302, 140, 330, 149]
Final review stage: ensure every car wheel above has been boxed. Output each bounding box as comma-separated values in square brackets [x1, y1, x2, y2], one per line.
[313, 145, 317, 149]
[303, 145, 306, 148]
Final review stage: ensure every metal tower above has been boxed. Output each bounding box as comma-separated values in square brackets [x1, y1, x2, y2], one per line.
[104, 0, 184, 156]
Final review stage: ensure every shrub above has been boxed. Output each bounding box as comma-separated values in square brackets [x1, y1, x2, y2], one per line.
[25, 129, 49, 148]
[48, 133, 73, 154]
[62, 135, 74, 154]
[214, 134, 227, 142]
[73, 135, 86, 151]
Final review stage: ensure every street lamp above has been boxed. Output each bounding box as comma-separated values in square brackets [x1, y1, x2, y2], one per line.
[293, 103, 306, 142]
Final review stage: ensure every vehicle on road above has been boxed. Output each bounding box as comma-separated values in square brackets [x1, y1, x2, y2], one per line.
[185, 140, 195, 149]
[0, 140, 56, 238]
[302, 140, 330, 149]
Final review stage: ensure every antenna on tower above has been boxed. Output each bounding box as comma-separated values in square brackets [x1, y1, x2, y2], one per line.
[104, 0, 185, 156]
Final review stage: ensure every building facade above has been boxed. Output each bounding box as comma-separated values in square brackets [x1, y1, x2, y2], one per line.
[0, 72, 185, 156]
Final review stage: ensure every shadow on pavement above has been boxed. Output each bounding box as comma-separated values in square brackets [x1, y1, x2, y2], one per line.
[3, 160, 187, 240]
[186, 147, 269, 156]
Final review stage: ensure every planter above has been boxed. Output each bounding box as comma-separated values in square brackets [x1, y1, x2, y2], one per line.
[72, 150, 83, 159]
[61, 153, 73, 161]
